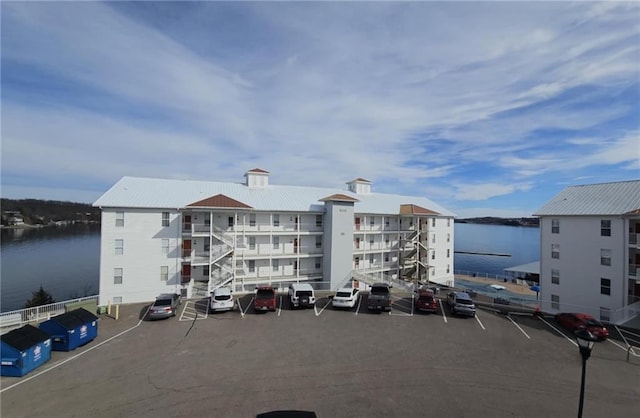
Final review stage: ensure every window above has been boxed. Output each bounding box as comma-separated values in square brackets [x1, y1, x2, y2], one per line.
[551, 294, 560, 310]
[551, 219, 559, 234]
[316, 236, 322, 249]
[272, 214, 280, 227]
[600, 307, 610, 322]
[248, 260, 255, 273]
[369, 238, 374, 248]
[551, 269, 560, 284]
[370, 217, 375, 227]
[446, 264, 450, 274]
[432, 234, 436, 244]
[249, 214, 256, 227]
[160, 266, 168, 281]
[447, 249, 450, 258]
[431, 251, 435, 260]
[551, 244, 559, 259]
[161, 239, 169, 254]
[113, 296, 122, 304]
[600, 278, 611, 295]
[315, 258, 321, 269]
[384, 253, 389, 262]
[432, 218, 436, 227]
[272, 259, 279, 272]
[115, 239, 124, 255]
[385, 218, 390, 228]
[115, 211, 124, 227]
[273, 236, 279, 249]
[447, 233, 450, 243]
[203, 265, 209, 277]
[249, 237, 256, 250]
[228, 216, 234, 228]
[447, 218, 451, 227]
[600, 249, 611, 266]
[162, 212, 170, 227]
[601, 220, 611, 237]
[316, 215, 322, 228]
[114, 268, 123, 284]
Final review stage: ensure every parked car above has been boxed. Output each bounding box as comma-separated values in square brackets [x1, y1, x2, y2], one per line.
[210, 286, 234, 312]
[554, 313, 610, 341]
[288, 283, 316, 309]
[254, 286, 277, 312]
[147, 293, 181, 320]
[446, 291, 476, 317]
[332, 287, 360, 309]
[367, 283, 392, 312]
[415, 288, 438, 313]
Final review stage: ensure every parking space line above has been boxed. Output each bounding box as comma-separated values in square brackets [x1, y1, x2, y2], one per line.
[475, 313, 486, 330]
[439, 299, 447, 323]
[277, 296, 282, 317]
[507, 315, 531, 339]
[315, 298, 332, 316]
[354, 295, 362, 315]
[179, 301, 207, 321]
[615, 325, 639, 357]
[537, 316, 578, 347]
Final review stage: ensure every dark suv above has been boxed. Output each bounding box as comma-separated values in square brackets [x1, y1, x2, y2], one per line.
[446, 291, 476, 317]
[147, 293, 181, 320]
[254, 286, 277, 312]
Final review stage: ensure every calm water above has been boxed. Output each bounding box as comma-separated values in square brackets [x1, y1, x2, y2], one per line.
[0, 222, 539, 312]
[1, 224, 100, 312]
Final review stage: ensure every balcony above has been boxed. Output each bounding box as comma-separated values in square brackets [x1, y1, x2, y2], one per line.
[630, 233, 640, 246]
[630, 264, 639, 279]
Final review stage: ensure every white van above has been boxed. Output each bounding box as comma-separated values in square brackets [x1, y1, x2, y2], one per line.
[288, 283, 316, 309]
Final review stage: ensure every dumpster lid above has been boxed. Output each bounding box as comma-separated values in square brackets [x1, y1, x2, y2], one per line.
[1, 325, 50, 352]
[46, 312, 84, 330]
[68, 307, 98, 323]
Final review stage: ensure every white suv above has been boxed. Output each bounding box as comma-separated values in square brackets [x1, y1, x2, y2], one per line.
[288, 283, 316, 309]
[210, 286, 234, 312]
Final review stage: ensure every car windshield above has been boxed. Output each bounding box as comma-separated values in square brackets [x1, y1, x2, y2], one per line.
[215, 295, 231, 301]
[420, 296, 433, 302]
[297, 291, 313, 297]
[585, 319, 602, 327]
[256, 289, 274, 299]
[458, 298, 473, 305]
[371, 287, 389, 294]
[154, 299, 172, 306]
[336, 292, 351, 298]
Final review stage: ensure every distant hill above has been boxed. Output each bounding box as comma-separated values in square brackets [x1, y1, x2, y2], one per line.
[455, 217, 539, 227]
[1, 198, 101, 226]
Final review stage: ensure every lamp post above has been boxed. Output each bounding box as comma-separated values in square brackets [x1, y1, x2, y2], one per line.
[575, 329, 598, 418]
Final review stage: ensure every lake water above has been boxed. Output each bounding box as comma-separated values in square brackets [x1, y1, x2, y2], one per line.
[0, 222, 540, 312]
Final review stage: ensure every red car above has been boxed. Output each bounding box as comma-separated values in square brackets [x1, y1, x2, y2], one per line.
[254, 286, 277, 312]
[554, 313, 609, 341]
[415, 288, 438, 313]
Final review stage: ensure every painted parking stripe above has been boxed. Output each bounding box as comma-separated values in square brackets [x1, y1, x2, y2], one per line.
[315, 298, 332, 316]
[538, 316, 578, 347]
[179, 300, 207, 321]
[475, 313, 486, 330]
[507, 315, 531, 339]
[238, 297, 254, 317]
[277, 296, 283, 317]
[354, 295, 363, 316]
[439, 299, 447, 323]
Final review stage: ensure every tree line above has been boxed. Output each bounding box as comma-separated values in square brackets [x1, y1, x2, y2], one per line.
[1, 198, 101, 226]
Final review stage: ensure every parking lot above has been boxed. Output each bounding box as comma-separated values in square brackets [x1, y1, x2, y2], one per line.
[2, 290, 639, 418]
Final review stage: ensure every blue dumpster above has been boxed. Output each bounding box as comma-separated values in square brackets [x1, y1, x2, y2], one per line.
[1, 324, 52, 377]
[39, 308, 98, 352]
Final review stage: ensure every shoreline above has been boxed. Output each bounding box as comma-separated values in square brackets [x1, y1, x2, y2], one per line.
[454, 274, 536, 296]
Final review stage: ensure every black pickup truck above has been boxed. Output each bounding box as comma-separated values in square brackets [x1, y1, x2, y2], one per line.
[367, 283, 392, 312]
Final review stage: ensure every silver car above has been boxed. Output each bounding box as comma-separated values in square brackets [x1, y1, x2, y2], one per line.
[147, 293, 181, 320]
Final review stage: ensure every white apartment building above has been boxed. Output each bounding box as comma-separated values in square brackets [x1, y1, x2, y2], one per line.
[93, 169, 456, 305]
[534, 180, 640, 324]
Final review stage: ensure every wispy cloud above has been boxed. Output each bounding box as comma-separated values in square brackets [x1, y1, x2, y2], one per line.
[1, 1, 638, 217]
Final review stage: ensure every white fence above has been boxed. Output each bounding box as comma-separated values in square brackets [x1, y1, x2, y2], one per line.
[0, 295, 99, 334]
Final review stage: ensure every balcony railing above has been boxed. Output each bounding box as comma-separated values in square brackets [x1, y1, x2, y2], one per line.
[630, 264, 639, 278]
[630, 233, 640, 245]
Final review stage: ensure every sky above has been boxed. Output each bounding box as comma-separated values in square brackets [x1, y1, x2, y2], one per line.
[1, 1, 639, 218]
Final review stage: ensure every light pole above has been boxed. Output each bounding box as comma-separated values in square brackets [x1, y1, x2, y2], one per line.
[575, 329, 598, 418]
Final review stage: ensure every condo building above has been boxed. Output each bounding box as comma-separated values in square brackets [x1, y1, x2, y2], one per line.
[534, 180, 640, 324]
[93, 169, 456, 305]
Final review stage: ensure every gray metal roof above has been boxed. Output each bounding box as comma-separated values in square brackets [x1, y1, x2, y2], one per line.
[533, 180, 640, 216]
[504, 261, 540, 275]
[93, 176, 456, 216]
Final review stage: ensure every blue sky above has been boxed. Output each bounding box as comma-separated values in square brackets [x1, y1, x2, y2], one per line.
[1, 1, 638, 217]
